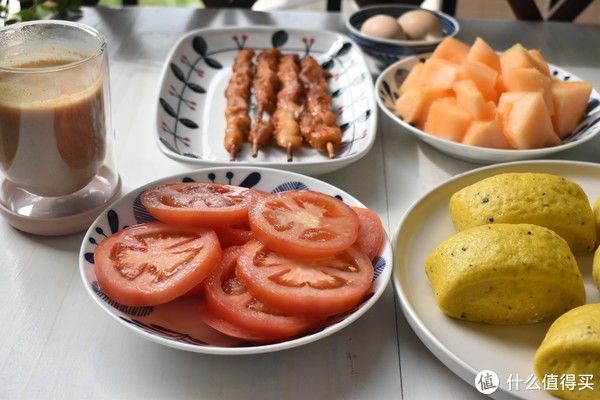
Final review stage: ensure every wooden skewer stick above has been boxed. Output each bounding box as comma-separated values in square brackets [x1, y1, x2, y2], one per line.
[326, 142, 335, 159]
[287, 143, 293, 162]
[252, 139, 259, 158]
[229, 148, 236, 161]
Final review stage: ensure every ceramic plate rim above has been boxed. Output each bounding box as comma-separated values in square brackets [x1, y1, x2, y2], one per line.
[392, 159, 600, 398]
[375, 55, 600, 161]
[79, 166, 393, 355]
[154, 26, 378, 173]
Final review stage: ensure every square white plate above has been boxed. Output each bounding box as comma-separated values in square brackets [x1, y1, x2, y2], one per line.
[156, 26, 377, 175]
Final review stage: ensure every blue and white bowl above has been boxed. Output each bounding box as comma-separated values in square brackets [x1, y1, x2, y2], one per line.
[375, 55, 600, 164]
[346, 5, 459, 71]
[79, 167, 393, 355]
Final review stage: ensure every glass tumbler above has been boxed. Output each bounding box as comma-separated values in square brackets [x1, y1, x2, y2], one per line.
[0, 20, 120, 235]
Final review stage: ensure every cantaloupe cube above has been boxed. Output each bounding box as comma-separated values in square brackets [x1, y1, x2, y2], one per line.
[495, 74, 506, 93]
[497, 91, 528, 132]
[500, 44, 538, 73]
[498, 91, 529, 112]
[400, 62, 425, 94]
[453, 80, 494, 120]
[528, 49, 551, 77]
[431, 37, 470, 64]
[551, 81, 593, 138]
[466, 37, 501, 72]
[395, 89, 421, 124]
[422, 58, 459, 90]
[458, 60, 499, 102]
[485, 101, 498, 119]
[395, 86, 451, 125]
[424, 99, 472, 142]
[502, 67, 554, 116]
[463, 119, 512, 149]
[500, 92, 561, 149]
[437, 96, 457, 106]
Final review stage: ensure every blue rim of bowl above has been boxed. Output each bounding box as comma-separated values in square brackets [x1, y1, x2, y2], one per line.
[345, 4, 460, 50]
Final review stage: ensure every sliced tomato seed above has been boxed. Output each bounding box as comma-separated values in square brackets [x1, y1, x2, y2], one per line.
[254, 249, 359, 289]
[263, 210, 292, 232]
[109, 233, 207, 282]
[300, 228, 336, 241]
[222, 276, 247, 296]
[296, 198, 335, 217]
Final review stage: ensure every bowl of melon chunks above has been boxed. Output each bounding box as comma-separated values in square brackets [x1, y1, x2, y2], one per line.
[375, 36, 600, 164]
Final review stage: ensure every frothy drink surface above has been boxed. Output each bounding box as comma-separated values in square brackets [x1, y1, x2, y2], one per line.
[0, 57, 106, 197]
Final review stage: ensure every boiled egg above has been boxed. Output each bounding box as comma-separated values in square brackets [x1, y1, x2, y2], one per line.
[397, 10, 443, 40]
[360, 14, 406, 40]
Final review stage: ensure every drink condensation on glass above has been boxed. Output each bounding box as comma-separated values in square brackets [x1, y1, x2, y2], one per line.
[0, 21, 120, 235]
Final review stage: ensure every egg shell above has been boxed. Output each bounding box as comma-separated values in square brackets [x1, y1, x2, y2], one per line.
[360, 14, 406, 40]
[397, 9, 443, 40]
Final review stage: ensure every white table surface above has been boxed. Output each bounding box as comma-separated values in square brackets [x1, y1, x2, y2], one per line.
[1, 7, 599, 400]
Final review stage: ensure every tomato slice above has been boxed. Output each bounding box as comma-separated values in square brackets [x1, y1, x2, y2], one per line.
[352, 207, 385, 260]
[203, 246, 322, 341]
[248, 190, 359, 258]
[198, 303, 272, 343]
[236, 240, 373, 317]
[140, 183, 258, 227]
[94, 222, 222, 306]
[213, 222, 255, 248]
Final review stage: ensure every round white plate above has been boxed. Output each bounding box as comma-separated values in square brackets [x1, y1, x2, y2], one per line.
[393, 160, 600, 399]
[80, 167, 392, 355]
[376, 55, 600, 165]
[156, 26, 377, 176]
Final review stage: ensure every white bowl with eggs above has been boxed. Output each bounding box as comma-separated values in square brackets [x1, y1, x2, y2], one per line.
[346, 5, 459, 69]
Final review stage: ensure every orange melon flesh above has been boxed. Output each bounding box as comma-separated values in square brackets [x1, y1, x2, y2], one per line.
[495, 74, 506, 93]
[424, 99, 472, 142]
[463, 119, 512, 149]
[497, 91, 528, 134]
[400, 62, 425, 94]
[458, 60, 499, 102]
[438, 96, 457, 106]
[453, 80, 494, 120]
[551, 81, 593, 139]
[501, 92, 561, 149]
[400, 39, 592, 151]
[422, 58, 459, 90]
[395, 86, 451, 125]
[497, 91, 530, 123]
[498, 91, 528, 111]
[466, 37, 501, 72]
[500, 44, 538, 74]
[485, 101, 498, 119]
[395, 89, 421, 124]
[502, 67, 554, 116]
[431, 37, 470, 64]
[528, 49, 551, 77]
